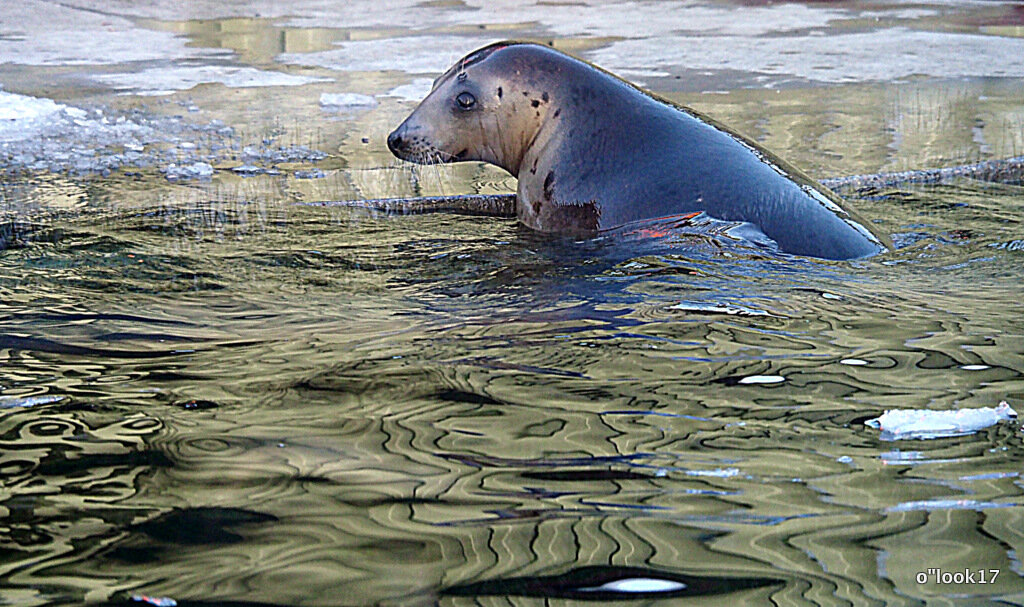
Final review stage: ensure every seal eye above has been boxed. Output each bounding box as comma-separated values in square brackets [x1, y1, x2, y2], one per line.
[455, 92, 476, 110]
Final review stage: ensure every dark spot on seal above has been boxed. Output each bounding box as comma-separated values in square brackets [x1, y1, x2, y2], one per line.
[497, 86, 502, 98]
[531, 99, 540, 108]
[543, 171, 555, 201]
[454, 148, 468, 160]
[542, 92, 549, 102]
[522, 91, 529, 97]
[553, 108, 561, 118]
[531, 199, 542, 214]
[549, 200, 600, 233]
[530, 158, 538, 175]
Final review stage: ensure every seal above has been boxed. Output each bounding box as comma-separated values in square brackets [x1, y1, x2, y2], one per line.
[387, 41, 891, 260]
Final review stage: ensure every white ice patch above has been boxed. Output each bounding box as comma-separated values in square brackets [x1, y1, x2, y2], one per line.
[66, 0, 860, 38]
[578, 578, 686, 593]
[840, 358, 869, 366]
[0, 89, 156, 147]
[319, 93, 378, 110]
[0, 90, 65, 141]
[866, 401, 1017, 440]
[383, 79, 435, 102]
[589, 29, 1024, 85]
[280, 36, 473, 74]
[94, 66, 329, 96]
[738, 375, 785, 385]
[0, 0, 228, 66]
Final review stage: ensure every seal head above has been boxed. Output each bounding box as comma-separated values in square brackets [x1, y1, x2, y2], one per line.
[388, 42, 550, 175]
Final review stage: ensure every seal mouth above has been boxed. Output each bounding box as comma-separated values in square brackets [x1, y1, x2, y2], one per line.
[387, 131, 460, 165]
[393, 148, 459, 165]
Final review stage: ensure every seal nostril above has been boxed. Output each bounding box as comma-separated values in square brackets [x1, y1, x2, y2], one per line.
[387, 131, 404, 154]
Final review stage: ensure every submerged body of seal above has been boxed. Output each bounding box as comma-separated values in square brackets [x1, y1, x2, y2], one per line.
[387, 41, 891, 260]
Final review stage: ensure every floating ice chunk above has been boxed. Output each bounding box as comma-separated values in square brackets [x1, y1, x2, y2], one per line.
[0, 90, 65, 141]
[0, 394, 64, 409]
[164, 162, 214, 180]
[961, 364, 989, 371]
[62, 106, 87, 119]
[588, 29, 1024, 86]
[738, 375, 785, 385]
[578, 578, 686, 593]
[95, 66, 329, 96]
[840, 358, 869, 366]
[866, 401, 1017, 440]
[383, 79, 434, 101]
[280, 36, 470, 74]
[319, 92, 378, 110]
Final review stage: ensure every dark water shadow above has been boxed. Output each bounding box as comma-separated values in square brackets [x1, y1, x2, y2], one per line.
[442, 564, 783, 600]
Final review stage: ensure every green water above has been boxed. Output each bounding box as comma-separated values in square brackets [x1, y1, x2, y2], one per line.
[2, 159, 1023, 605]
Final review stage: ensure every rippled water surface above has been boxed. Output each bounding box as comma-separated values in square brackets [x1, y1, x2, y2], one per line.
[2, 1, 1024, 605]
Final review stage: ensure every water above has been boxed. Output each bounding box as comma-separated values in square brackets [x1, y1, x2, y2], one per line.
[2, 2, 1024, 605]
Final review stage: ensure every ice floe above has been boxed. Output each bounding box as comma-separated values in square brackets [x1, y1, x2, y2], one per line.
[589, 29, 1024, 86]
[866, 401, 1017, 440]
[0, 90, 66, 143]
[280, 36, 475, 74]
[383, 79, 435, 102]
[0, 0, 227, 66]
[95, 65, 329, 96]
[1, 88, 325, 179]
[0, 89, 166, 174]
[319, 93, 378, 110]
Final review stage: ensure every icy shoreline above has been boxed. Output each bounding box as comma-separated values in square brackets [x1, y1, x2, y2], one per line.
[0, 89, 327, 179]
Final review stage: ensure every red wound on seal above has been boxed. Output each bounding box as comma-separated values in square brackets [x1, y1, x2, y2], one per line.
[630, 211, 703, 239]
